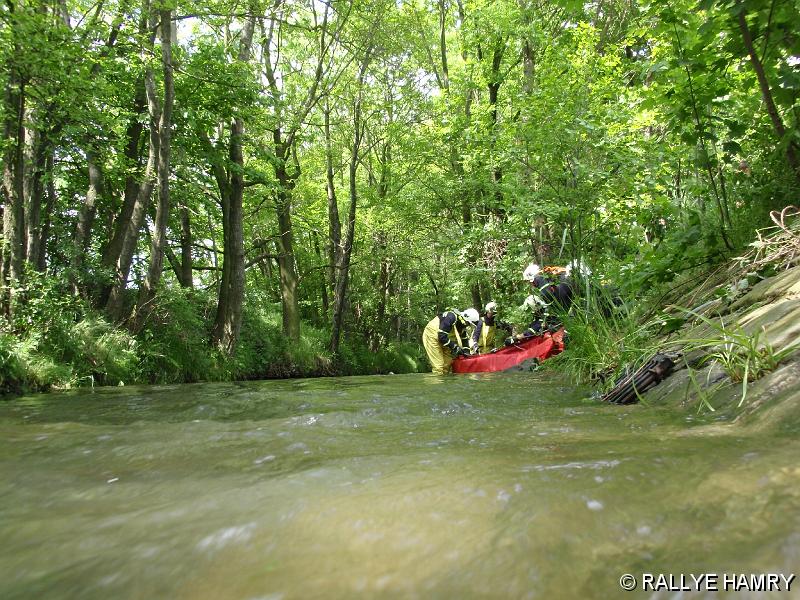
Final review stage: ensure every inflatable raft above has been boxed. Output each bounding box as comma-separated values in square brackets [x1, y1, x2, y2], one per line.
[452, 328, 565, 374]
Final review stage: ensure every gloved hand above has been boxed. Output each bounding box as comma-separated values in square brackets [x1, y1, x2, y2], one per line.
[496, 320, 513, 332]
[447, 342, 462, 356]
[504, 336, 515, 346]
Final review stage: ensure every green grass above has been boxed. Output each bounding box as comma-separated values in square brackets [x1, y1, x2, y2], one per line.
[670, 307, 798, 407]
[1, 286, 425, 397]
[544, 293, 663, 389]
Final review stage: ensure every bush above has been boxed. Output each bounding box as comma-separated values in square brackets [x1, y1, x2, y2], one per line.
[0, 332, 25, 395]
[69, 318, 139, 386]
[137, 288, 225, 384]
[1, 279, 425, 398]
[545, 294, 661, 387]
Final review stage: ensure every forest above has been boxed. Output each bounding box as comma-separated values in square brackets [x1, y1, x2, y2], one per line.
[1, 0, 799, 392]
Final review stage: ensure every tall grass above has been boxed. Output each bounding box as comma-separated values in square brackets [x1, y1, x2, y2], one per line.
[544, 290, 663, 387]
[670, 307, 798, 407]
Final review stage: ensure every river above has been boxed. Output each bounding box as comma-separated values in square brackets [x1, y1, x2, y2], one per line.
[1, 372, 799, 598]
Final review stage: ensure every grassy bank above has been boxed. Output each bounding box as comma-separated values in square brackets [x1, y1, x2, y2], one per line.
[545, 218, 800, 413]
[0, 281, 425, 397]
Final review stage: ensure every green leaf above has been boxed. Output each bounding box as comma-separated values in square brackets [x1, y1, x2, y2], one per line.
[681, 130, 699, 145]
[722, 140, 742, 154]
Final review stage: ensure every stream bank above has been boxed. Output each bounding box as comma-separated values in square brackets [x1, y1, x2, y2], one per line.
[633, 256, 800, 426]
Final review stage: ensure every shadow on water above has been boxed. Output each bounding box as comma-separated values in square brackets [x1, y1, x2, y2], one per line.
[1, 372, 799, 599]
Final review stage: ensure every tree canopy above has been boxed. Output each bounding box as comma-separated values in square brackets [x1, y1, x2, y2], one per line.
[2, 0, 798, 386]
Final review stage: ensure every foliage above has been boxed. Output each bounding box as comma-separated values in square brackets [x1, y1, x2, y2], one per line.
[1, 0, 799, 393]
[545, 292, 661, 387]
[137, 288, 226, 384]
[0, 333, 25, 395]
[0, 287, 424, 396]
[67, 318, 139, 386]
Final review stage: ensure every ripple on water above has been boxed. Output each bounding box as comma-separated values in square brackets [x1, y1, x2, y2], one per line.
[3, 372, 800, 600]
[196, 523, 257, 553]
[521, 459, 622, 472]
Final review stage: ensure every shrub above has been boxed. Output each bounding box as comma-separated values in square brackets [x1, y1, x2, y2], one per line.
[0, 332, 25, 395]
[545, 297, 661, 387]
[70, 318, 139, 386]
[672, 308, 798, 407]
[136, 288, 224, 384]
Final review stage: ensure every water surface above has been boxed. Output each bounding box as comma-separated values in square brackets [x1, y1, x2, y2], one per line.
[1, 372, 798, 598]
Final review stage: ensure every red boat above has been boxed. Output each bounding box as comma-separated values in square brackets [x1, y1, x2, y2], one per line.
[451, 328, 565, 374]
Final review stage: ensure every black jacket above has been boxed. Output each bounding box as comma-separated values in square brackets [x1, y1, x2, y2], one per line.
[437, 311, 467, 347]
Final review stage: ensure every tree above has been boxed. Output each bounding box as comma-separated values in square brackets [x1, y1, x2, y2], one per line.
[209, 5, 257, 352]
[330, 37, 374, 354]
[258, 0, 351, 341]
[137, 6, 175, 325]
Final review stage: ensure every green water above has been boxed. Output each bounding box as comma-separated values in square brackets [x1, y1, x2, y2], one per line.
[1, 372, 799, 599]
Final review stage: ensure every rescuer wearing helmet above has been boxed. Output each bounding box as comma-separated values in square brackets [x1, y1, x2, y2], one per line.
[422, 307, 480, 374]
[470, 301, 509, 354]
[506, 263, 574, 345]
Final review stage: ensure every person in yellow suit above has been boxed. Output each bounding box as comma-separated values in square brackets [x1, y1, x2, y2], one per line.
[422, 308, 480, 374]
[469, 301, 500, 354]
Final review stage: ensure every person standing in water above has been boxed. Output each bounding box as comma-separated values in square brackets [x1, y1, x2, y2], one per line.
[422, 308, 480, 374]
[470, 302, 504, 354]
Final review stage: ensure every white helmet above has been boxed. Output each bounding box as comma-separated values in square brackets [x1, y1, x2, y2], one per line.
[521, 294, 547, 311]
[461, 308, 480, 325]
[485, 301, 497, 313]
[522, 262, 540, 282]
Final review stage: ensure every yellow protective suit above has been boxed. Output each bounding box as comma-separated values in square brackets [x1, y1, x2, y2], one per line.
[422, 313, 465, 375]
[476, 320, 496, 354]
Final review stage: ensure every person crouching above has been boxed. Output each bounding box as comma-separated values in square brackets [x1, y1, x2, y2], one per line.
[470, 301, 510, 354]
[422, 308, 480, 374]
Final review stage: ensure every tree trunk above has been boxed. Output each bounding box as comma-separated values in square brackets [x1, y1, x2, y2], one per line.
[369, 132, 391, 350]
[324, 100, 341, 300]
[522, 40, 535, 94]
[2, 68, 26, 313]
[438, 0, 450, 91]
[212, 117, 246, 350]
[312, 229, 328, 314]
[736, 5, 800, 180]
[105, 65, 161, 321]
[487, 40, 505, 210]
[179, 205, 193, 287]
[212, 176, 232, 340]
[372, 233, 391, 352]
[72, 150, 103, 291]
[25, 134, 48, 269]
[330, 53, 370, 354]
[36, 151, 56, 271]
[137, 8, 174, 323]
[274, 153, 302, 341]
[101, 77, 147, 275]
[330, 145, 359, 354]
[211, 10, 255, 352]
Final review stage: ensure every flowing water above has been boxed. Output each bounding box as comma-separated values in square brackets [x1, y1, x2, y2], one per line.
[1, 372, 799, 599]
